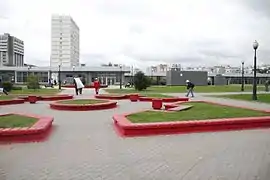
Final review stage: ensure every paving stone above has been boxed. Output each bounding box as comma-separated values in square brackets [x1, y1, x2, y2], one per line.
[0, 89, 269, 180]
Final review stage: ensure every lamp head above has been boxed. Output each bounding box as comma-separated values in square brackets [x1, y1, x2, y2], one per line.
[253, 40, 259, 50]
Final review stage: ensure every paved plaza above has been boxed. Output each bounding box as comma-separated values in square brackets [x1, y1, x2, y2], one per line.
[0, 89, 270, 180]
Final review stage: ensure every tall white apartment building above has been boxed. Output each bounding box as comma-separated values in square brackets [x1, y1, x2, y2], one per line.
[50, 15, 80, 67]
[0, 33, 24, 66]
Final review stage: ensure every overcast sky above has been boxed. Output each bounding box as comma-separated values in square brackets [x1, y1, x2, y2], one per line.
[1, 0, 270, 68]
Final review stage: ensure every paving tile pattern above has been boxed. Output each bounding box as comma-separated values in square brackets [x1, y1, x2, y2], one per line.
[0, 89, 270, 180]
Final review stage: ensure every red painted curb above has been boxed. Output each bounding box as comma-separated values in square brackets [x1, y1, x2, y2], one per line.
[113, 100, 270, 137]
[0, 99, 25, 105]
[138, 96, 189, 102]
[0, 113, 54, 143]
[40, 95, 73, 101]
[50, 99, 117, 111]
[62, 84, 108, 88]
[18, 94, 73, 102]
[95, 94, 130, 100]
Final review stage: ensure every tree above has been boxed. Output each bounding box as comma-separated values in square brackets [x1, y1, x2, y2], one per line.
[27, 75, 40, 90]
[134, 71, 151, 91]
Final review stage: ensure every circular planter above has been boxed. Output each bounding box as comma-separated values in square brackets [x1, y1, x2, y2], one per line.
[130, 94, 139, 102]
[95, 94, 129, 100]
[50, 99, 117, 111]
[0, 98, 25, 105]
[152, 99, 163, 110]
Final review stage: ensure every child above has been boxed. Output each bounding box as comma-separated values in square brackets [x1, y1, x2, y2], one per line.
[93, 78, 100, 95]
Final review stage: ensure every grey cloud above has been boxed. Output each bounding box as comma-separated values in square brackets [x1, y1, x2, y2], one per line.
[242, 0, 270, 17]
[199, 50, 241, 59]
[0, 0, 9, 19]
[80, 53, 108, 65]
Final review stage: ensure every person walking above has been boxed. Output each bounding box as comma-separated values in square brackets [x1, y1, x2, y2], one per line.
[73, 77, 84, 95]
[185, 80, 195, 97]
[93, 78, 100, 95]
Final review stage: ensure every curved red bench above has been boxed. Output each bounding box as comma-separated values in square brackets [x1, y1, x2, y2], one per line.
[95, 94, 130, 100]
[0, 99, 25, 105]
[0, 113, 53, 143]
[113, 100, 270, 137]
[139, 96, 189, 102]
[50, 100, 117, 111]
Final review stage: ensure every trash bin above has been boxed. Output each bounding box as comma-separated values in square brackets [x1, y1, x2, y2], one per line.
[152, 99, 163, 110]
[130, 94, 139, 102]
[28, 96, 38, 104]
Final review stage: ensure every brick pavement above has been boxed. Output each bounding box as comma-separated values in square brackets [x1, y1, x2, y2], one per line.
[0, 89, 270, 179]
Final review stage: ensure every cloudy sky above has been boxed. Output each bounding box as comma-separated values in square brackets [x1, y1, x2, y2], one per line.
[1, 0, 270, 69]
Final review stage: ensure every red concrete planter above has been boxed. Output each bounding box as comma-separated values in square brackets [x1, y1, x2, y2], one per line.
[62, 84, 108, 88]
[28, 96, 38, 104]
[95, 94, 129, 100]
[130, 94, 139, 102]
[19, 95, 73, 102]
[139, 97, 189, 102]
[50, 99, 117, 111]
[0, 98, 25, 105]
[0, 113, 53, 143]
[113, 100, 270, 137]
[152, 99, 163, 110]
[39, 95, 73, 101]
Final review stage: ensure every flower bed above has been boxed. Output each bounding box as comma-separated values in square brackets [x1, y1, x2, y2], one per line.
[50, 99, 117, 111]
[113, 100, 270, 137]
[0, 113, 53, 143]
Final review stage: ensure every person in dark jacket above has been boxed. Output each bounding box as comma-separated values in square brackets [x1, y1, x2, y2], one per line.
[0, 79, 8, 95]
[185, 80, 195, 97]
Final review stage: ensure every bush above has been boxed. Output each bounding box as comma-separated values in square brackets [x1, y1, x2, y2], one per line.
[2, 82, 13, 92]
[12, 86, 23, 90]
[134, 71, 151, 91]
[27, 75, 40, 90]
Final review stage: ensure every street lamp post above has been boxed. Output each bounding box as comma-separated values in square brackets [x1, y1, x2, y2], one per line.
[252, 40, 259, 100]
[72, 65, 75, 77]
[119, 65, 122, 89]
[58, 64, 61, 90]
[241, 61, 245, 91]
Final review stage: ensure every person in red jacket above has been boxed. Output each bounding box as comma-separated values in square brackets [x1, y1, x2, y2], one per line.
[93, 78, 100, 95]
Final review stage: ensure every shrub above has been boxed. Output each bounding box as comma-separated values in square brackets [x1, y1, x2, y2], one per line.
[27, 75, 40, 90]
[134, 71, 151, 91]
[2, 82, 13, 92]
[12, 86, 23, 90]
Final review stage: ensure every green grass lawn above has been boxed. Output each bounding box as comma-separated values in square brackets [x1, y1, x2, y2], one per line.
[213, 94, 270, 104]
[0, 114, 38, 128]
[106, 85, 265, 93]
[59, 99, 107, 104]
[127, 102, 269, 123]
[10, 88, 60, 95]
[0, 95, 18, 100]
[140, 93, 172, 98]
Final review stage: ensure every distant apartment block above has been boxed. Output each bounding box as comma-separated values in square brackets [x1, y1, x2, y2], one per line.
[50, 15, 80, 67]
[147, 64, 169, 74]
[0, 33, 24, 66]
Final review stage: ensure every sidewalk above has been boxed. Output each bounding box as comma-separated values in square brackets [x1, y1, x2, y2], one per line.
[0, 88, 270, 180]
